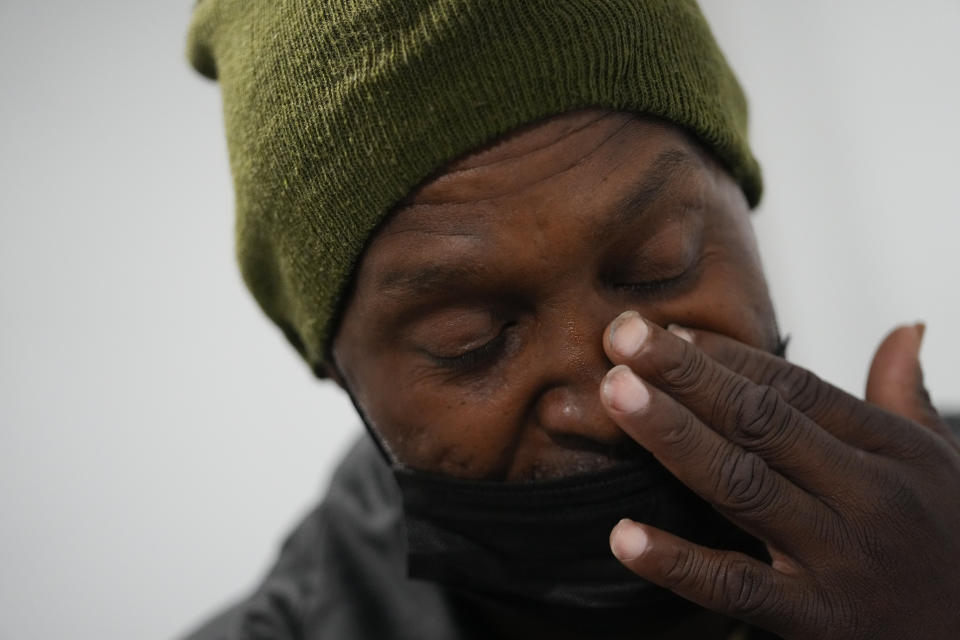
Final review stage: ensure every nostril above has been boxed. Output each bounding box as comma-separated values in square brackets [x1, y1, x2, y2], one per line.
[535, 384, 631, 446]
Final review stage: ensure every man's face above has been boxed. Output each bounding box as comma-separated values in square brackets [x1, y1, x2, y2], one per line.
[332, 109, 779, 481]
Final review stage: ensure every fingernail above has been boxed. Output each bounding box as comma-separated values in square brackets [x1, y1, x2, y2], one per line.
[611, 519, 648, 561]
[609, 311, 648, 358]
[602, 365, 650, 413]
[667, 323, 694, 343]
[915, 322, 926, 346]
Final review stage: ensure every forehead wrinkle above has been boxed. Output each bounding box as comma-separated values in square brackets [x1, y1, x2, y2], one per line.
[404, 115, 634, 208]
[367, 120, 705, 304]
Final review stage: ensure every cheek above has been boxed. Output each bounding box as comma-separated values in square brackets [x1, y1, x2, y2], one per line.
[356, 354, 527, 478]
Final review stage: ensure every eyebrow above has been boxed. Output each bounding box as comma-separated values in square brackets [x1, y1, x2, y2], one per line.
[376, 147, 699, 301]
[377, 261, 481, 300]
[598, 147, 699, 236]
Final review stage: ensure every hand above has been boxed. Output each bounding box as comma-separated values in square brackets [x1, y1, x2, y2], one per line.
[598, 312, 960, 639]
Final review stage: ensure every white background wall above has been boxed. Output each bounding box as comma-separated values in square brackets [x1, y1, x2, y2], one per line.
[1, 2, 957, 639]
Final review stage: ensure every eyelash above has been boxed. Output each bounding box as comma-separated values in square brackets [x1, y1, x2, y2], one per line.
[614, 269, 691, 298]
[432, 324, 513, 372]
[614, 248, 703, 297]
[614, 272, 688, 296]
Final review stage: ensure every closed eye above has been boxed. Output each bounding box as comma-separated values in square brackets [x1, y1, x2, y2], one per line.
[612, 243, 705, 299]
[428, 322, 515, 372]
[613, 271, 689, 297]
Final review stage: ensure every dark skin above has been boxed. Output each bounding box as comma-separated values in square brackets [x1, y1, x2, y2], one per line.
[334, 110, 779, 481]
[331, 108, 960, 638]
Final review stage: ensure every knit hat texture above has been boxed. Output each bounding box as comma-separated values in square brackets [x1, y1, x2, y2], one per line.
[187, 0, 762, 373]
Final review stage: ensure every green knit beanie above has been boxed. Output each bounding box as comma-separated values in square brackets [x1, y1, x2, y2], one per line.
[187, 0, 762, 374]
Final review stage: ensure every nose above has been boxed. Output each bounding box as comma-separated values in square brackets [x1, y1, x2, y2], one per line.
[532, 297, 629, 447]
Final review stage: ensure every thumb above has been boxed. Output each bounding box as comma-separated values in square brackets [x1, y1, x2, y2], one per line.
[865, 323, 943, 431]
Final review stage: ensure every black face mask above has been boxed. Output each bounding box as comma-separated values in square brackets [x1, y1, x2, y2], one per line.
[330, 334, 786, 624]
[394, 454, 764, 619]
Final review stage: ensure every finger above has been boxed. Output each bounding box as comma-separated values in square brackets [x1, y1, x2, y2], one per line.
[603, 312, 861, 495]
[865, 323, 952, 438]
[601, 365, 835, 554]
[655, 320, 921, 457]
[609, 518, 809, 636]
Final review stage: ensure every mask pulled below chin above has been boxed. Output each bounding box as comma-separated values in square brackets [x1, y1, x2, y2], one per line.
[394, 456, 767, 617]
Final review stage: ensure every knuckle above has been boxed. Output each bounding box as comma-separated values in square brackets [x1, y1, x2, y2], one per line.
[661, 545, 704, 591]
[718, 340, 754, 376]
[709, 377, 750, 433]
[713, 449, 778, 518]
[660, 346, 711, 395]
[733, 384, 783, 440]
[719, 560, 774, 617]
[861, 411, 942, 460]
[854, 411, 897, 453]
[657, 409, 704, 460]
[770, 365, 832, 415]
[731, 384, 805, 457]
